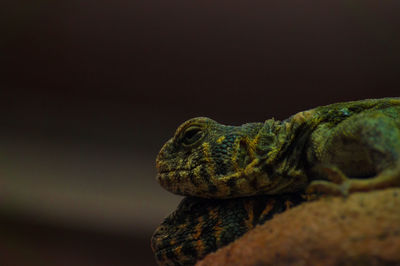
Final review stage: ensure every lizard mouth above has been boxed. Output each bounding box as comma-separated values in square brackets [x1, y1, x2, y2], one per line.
[156, 169, 192, 193]
[157, 168, 193, 179]
[158, 168, 191, 174]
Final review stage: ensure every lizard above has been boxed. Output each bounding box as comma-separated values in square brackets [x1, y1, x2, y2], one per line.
[151, 194, 305, 266]
[152, 97, 400, 265]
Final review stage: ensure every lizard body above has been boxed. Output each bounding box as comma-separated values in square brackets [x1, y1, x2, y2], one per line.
[152, 97, 400, 265]
[152, 194, 304, 266]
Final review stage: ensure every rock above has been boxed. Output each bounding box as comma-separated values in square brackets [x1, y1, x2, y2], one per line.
[197, 188, 400, 266]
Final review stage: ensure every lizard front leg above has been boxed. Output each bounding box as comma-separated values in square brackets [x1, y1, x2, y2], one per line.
[306, 109, 400, 196]
[306, 164, 400, 196]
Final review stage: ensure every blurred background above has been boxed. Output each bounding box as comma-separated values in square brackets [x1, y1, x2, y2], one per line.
[1, 0, 399, 265]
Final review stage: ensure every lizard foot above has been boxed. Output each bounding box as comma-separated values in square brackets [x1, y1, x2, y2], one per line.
[306, 164, 400, 197]
[306, 165, 351, 196]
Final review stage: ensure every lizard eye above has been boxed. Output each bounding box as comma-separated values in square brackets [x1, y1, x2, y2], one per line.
[181, 126, 204, 146]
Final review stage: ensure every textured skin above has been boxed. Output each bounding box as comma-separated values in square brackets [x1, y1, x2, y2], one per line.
[152, 98, 400, 265]
[152, 194, 305, 266]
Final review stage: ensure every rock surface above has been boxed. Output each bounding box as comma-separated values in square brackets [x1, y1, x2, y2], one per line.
[197, 188, 400, 266]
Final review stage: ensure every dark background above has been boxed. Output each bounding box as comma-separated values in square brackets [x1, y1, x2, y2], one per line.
[1, 0, 399, 265]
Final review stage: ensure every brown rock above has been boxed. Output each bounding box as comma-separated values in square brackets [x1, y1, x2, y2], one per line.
[197, 188, 400, 266]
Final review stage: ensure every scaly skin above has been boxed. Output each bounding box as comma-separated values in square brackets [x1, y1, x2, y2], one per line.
[153, 97, 400, 265]
[157, 98, 400, 198]
[151, 194, 304, 266]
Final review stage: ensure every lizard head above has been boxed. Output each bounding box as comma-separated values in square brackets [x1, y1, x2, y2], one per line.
[156, 117, 288, 198]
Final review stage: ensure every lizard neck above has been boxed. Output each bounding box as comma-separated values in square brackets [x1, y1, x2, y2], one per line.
[251, 112, 316, 194]
[256, 111, 315, 163]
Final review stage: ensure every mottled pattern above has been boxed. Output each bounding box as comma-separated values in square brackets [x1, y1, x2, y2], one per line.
[153, 98, 400, 265]
[151, 194, 304, 266]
